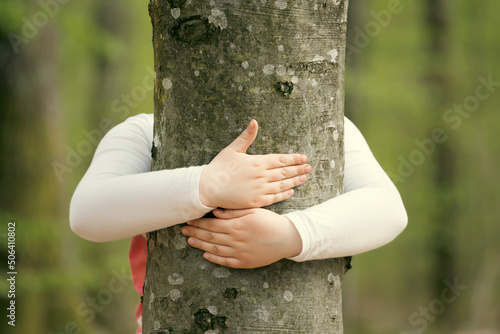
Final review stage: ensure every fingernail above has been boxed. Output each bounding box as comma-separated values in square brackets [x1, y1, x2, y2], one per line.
[214, 208, 223, 214]
[248, 119, 256, 131]
[301, 155, 308, 163]
[288, 189, 294, 196]
[305, 164, 312, 173]
[299, 175, 307, 182]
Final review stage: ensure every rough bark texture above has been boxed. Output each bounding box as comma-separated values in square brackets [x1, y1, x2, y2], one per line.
[144, 0, 349, 332]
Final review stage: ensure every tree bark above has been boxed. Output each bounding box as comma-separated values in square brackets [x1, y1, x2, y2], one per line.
[144, 1, 349, 332]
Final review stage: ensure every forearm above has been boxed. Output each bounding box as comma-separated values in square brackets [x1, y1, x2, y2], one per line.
[70, 166, 213, 242]
[285, 178, 407, 261]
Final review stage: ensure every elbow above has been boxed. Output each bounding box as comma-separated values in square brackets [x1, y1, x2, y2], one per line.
[69, 194, 110, 243]
[69, 212, 90, 241]
[371, 184, 408, 244]
[69, 209, 103, 242]
[395, 204, 408, 236]
[381, 180, 408, 240]
[387, 197, 408, 240]
[70, 215, 111, 243]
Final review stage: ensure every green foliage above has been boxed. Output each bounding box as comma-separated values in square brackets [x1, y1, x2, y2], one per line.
[344, 0, 500, 333]
[0, 1, 29, 32]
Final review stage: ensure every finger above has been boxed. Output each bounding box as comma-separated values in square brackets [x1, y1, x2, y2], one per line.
[261, 188, 296, 206]
[186, 237, 233, 257]
[203, 253, 242, 269]
[185, 218, 229, 234]
[263, 154, 308, 169]
[213, 208, 254, 219]
[182, 225, 231, 245]
[227, 119, 258, 153]
[266, 164, 312, 182]
[267, 174, 307, 194]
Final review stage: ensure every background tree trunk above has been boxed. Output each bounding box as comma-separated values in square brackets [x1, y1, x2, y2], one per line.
[144, 1, 349, 332]
[424, 0, 458, 322]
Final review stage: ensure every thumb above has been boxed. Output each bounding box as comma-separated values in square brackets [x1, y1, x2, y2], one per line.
[213, 208, 253, 219]
[228, 119, 258, 153]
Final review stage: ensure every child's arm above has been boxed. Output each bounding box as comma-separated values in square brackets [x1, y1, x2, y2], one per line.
[69, 114, 310, 242]
[181, 117, 408, 268]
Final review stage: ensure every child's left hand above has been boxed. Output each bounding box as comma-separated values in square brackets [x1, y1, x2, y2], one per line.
[181, 208, 302, 269]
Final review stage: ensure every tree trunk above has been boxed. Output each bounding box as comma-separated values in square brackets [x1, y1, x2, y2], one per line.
[144, 1, 349, 332]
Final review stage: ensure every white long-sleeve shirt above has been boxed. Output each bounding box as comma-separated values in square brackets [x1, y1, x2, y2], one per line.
[69, 113, 407, 261]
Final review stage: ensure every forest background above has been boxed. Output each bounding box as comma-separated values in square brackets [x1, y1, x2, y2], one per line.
[0, 0, 499, 333]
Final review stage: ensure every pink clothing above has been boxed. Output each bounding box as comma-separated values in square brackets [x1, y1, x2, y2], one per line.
[129, 235, 147, 333]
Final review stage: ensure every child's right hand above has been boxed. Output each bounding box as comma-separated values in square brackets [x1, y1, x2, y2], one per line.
[199, 120, 311, 209]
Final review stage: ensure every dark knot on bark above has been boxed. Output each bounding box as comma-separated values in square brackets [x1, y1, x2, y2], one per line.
[167, 0, 186, 8]
[194, 308, 228, 331]
[169, 16, 218, 43]
[275, 81, 294, 98]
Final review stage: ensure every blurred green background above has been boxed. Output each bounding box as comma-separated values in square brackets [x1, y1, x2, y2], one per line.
[0, 0, 498, 333]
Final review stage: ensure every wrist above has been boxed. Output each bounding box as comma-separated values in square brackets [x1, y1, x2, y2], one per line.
[281, 216, 303, 259]
[198, 165, 216, 208]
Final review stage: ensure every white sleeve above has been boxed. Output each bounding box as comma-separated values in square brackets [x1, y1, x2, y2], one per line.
[284, 117, 408, 261]
[69, 113, 214, 242]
